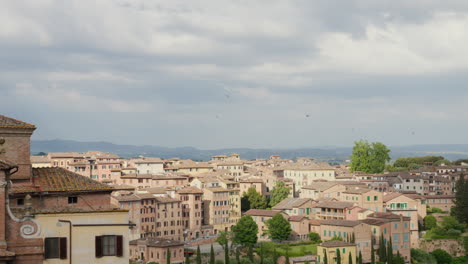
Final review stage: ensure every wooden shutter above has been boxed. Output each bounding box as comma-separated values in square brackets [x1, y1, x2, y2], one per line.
[59, 237, 67, 259]
[116, 235, 123, 257]
[95, 236, 103, 258]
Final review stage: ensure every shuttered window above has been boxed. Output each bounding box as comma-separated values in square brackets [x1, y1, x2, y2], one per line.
[95, 235, 123, 258]
[44, 237, 67, 259]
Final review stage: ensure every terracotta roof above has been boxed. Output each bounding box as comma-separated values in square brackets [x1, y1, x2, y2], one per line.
[289, 215, 307, 222]
[30, 156, 50, 163]
[359, 219, 389, 226]
[0, 159, 17, 170]
[302, 182, 340, 191]
[129, 238, 184, 248]
[132, 157, 163, 164]
[383, 192, 403, 202]
[177, 186, 203, 194]
[10, 167, 114, 194]
[309, 219, 321, 226]
[320, 241, 355, 247]
[343, 188, 373, 194]
[367, 212, 410, 221]
[245, 209, 282, 217]
[316, 201, 354, 209]
[48, 152, 81, 158]
[0, 115, 36, 129]
[423, 195, 455, 199]
[272, 198, 312, 210]
[320, 219, 362, 227]
[154, 197, 180, 203]
[113, 194, 141, 202]
[205, 187, 228, 193]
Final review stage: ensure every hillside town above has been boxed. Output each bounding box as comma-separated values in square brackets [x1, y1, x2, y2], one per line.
[1, 114, 467, 264]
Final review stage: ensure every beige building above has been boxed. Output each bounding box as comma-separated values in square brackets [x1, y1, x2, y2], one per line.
[341, 188, 383, 212]
[319, 220, 372, 262]
[36, 211, 131, 264]
[423, 195, 455, 212]
[300, 182, 347, 200]
[175, 187, 204, 241]
[317, 241, 356, 264]
[30, 155, 51, 168]
[272, 198, 315, 217]
[314, 201, 355, 220]
[239, 179, 267, 196]
[289, 215, 310, 240]
[130, 238, 184, 264]
[203, 187, 231, 234]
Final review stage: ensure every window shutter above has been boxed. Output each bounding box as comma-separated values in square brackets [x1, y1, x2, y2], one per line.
[95, 236, 103, 258]
[59, 237, 67, 259]
[116, 235, 123, 257]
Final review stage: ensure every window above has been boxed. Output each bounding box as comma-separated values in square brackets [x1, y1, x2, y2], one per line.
[367, 196, 370, 201]
[44, 237, 67, 259]
[95, 235, 123, 257]
[68, 196, 78, 204]
[403, 233, 409, 242]
[394, 223, 398, 229]
[393, 234, 399, 243]
[17, 198, 24, 206]
[374, 196, 378, 201]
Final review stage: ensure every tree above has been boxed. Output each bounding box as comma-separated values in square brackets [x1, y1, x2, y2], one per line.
[424, 215, 437, 230]
[270, 181, 291, 207]
[431, 249, 452, 264]
[260, 243, 264, 264]
[196, 246, 202, 264]
[452, 174, 468, 223]
[37, 151, 47, 156]
[225, 239, 230, 264]
[248, 246, 254, 262]
[241, 195, 250, 212]
[411, 249, 437, 264]
[308, 232, 321, 243]
[266, 213, 292, 241]
[185, 252, 190, 264]
[378, 235, 386, 263]
[217, 231, 231, 248]
[371, 237, 375, 264]
[285, 247, 290, 264]
[167, 248, 171, 264]
[210, 244, 215, 264]
[350, 140, 391, 173]
[394, 251, 405, 264]
[441, 216, 465, 232]
[273, 250, 279, 264]
[387, 238, 393, 264]
[358, 251, 363, 264]
[323, 249, 328, 264]
[243, 187, 268, 210]
[349, 252, 353, 264]
[232, 215, 258, 246]
[330, 236, 343, 241]
[336, 249, 341, 264]
[236, 247, 240, 264]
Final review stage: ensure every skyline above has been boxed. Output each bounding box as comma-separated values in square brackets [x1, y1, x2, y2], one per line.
[2, 1, 468, 148]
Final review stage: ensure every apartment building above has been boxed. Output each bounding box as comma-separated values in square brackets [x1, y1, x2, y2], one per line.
[272, 198, 315, 217]
[317, 241, 356, 264]
[314, 201, 355, 220]
[283, 164, 337, 191]
[128, 157, 164, 174]
[341, 188, 383, 212]
[203, 187, 231, 234]
[175, 186, 204, 240]
[300, 182, 347, 200]
[289, 215, 310, 240]
[239, 179, 267, 196]
[130, 238, 184, 264]
[423, 195, 455, 211]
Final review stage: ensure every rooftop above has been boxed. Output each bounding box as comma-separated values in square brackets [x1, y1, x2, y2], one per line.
[320, 219, 362, 227]
[0, 115, 36, 129]
[245, 209, 283, 217]
[316, 201, 354, 209]
[272, 198, 312, 210]
[10, 167, 114, 194]
[320, 241, 355, 247]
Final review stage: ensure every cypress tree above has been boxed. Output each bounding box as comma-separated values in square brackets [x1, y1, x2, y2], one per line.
[323, 249, 328, 264]
[196, 245, 202, 264]
[236, 247, 240, 264]
[210, 244, 215, 264]
[167, 248, 171, 264]
[185, 252, 190, 264]
[285, 247, 290, 264]
[273, 249, 279, 264]
[348, 252, 353, 264]
[379, 235, 387, 263]
[260, 243, 264, 264]
[248, 246, 254, 262]
[225, 240, 230, 264]
[387, 237, 393, 264]
[358, 251, 363, 264]
[454, 173, 468, 223]
[336, 249, 341, 264]
[371, 238, 375, 264]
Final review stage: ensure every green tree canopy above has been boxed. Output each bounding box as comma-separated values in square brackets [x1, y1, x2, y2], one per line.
[424, 215, 437, 230]
[232, 215, 258, 246]
[393, 156, 445, 168]
[243, 187, 268, 210]
[308, 232, 321, 243]
[270, 181, 291, 207]
[411, 249, 437, 264]
[216, 231, 231, 249]
[266, 213, 292, 241]
[431, 249, 453, 264]
[349, 140, 391, 173]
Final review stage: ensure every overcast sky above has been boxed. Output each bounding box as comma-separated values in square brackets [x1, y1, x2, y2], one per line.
[2, 1, 468, 149]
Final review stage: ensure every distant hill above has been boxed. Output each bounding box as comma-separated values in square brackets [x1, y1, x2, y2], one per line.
[31, 139, 468, 161]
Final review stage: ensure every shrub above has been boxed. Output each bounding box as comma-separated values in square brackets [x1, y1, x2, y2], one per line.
[424, 215, 437, 230]
[447, 229, 462, 236]
[216, 260, 224, 264]
[411, 248, 437, 264]
[308, 232, 321, 243]
[431, 249, 453, 264]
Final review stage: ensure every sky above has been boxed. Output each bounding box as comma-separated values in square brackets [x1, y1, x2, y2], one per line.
[2, 0, 468, 149]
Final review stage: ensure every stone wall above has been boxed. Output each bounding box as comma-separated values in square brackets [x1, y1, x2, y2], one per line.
[419, 238, 466, 257]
